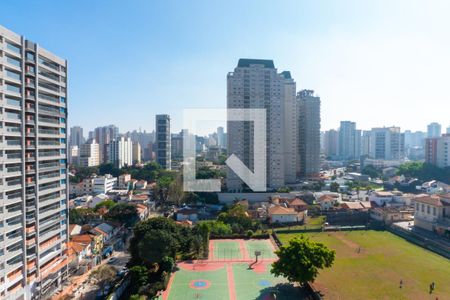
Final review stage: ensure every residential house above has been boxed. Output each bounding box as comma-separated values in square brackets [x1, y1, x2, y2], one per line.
[268, 205, 304, 223]
[287, 198, 309, 213]
[316, 195, 338, 211]
[135, 180, 148, 189]
[414, 194, 450, 235]
[118, 173, 132, 189]
[69, 224, 82, 236]
[370, 207, 413, 224]
[176, 207, 199, 222]
[135, 204, 149, 220]
[88, 193, 109, 208]
[91, 223, 116, 243]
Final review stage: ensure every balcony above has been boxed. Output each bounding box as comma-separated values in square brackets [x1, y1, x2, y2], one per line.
[4, 140, 22, 149]
[38, 117, 59, 126]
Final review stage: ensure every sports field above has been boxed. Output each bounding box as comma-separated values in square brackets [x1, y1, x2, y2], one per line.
[162, 239, 305, 300]
[278, 230, 450, 300]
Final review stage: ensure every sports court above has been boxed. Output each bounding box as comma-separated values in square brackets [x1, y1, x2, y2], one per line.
[162, 239, 304, 300]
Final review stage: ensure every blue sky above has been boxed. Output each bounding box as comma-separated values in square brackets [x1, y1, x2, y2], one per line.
[3, 0, 450, 134]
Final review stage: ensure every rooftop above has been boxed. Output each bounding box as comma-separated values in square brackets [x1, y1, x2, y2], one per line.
[237, 58, 275, 68]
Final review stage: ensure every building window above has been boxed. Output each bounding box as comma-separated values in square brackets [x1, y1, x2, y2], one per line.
[433, 207, 436, 216]
[6, 42, 21, 54]
[421, 204, 424, 212]
[6, 56, 21, 68]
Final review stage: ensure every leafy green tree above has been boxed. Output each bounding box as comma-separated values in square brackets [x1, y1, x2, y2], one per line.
[129, 265, 149, 294]
[94, 200, 117, 212]
[218, 204, 254, 233]
[160, 256, 175, 273]
[362, 165, 380, 179]
[98, 163, 121, 177]
[69, 208, 83, 225]
[197, 221, 232, 236]
[138, 230, 179, 264]
[90, 265, 117, 295]
[276, 186, 292, 193]
[105, 203, 139, 226]
[330, 182, 340, 192]
[69, 208, 97, 225]
[271, 236, 335, 286]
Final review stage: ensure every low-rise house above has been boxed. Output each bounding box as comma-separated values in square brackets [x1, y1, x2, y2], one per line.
[316, 195, 338, 211]
[414, 194, 450, 235]
[176, 207, 199, 222]
[91, 223, 116, 243]
[368, 191, 408, 207]
[129, 193, 150, 204]
[88, 193, 109, 208]
[287, 198, 308, 213]
[71, 195, 93, 208]
[70, 178, 94, 196]
[93, 174, 118, 194]
[69, 224, 82, 237]
[135, 180, 148, 189]
[370, 207, 413, 224]
[118, 173, 131, 189]
[71, 234, 103, 258]
[135, 204, 149, 220]
[340, 201, 368, 211]
[420, 180, 450, 194]
[268, 205, 304, 223]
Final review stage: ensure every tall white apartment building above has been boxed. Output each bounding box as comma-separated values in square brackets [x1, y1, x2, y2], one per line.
[68, 145, 79, 165]
[217, 126, 226, 150]
[79, 138, 99, 167]
[155, 114, 171, 169]
[0, 25, 69, 299]
[361, 130, 372, 157]
[93, 125, 119, 164]
[323, 129, 338, 158]
[297, 90, 321, 178]
[338, 121, 360, 160]
[69, 126, 83, 148]
[369, 127, 405, 160]
[132, 142, 141, 164]
[227, 59, 288, 191]
[280, 72, 297, 184]
[427, 122, 441, 138]
[425, 134, 450, 168]
[108, 136, 132, 168]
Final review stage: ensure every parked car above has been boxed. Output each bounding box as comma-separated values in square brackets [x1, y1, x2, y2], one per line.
[107, 257, 117, 264]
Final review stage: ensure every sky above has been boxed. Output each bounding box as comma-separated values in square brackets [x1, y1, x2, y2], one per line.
[2, 0, 450, 135]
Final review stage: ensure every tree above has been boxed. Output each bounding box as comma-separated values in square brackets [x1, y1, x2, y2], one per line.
[94, 200, 117, 212]
[90, 265, 117, 295]
[217, 204, 254, 233]
[271, 236, 335, 286]
[69, 208, 97, 225]
[330, 182, 340, 193]
[362, 165, 380, 179]
[129, 265, 149, 294]
[197, 221, 232, 236]
[105, 203, 139, 227]
[138, 230, 178, 264]
[98, 163, 121, 177]
[69, 208, 83, 225]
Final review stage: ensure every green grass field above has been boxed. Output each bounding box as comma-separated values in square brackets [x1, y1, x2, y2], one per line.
[278, 230, 450, 300]
[213, 240, 242, 260]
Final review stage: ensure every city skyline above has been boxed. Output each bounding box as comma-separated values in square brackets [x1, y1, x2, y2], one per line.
[3, 0, 450, 133]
